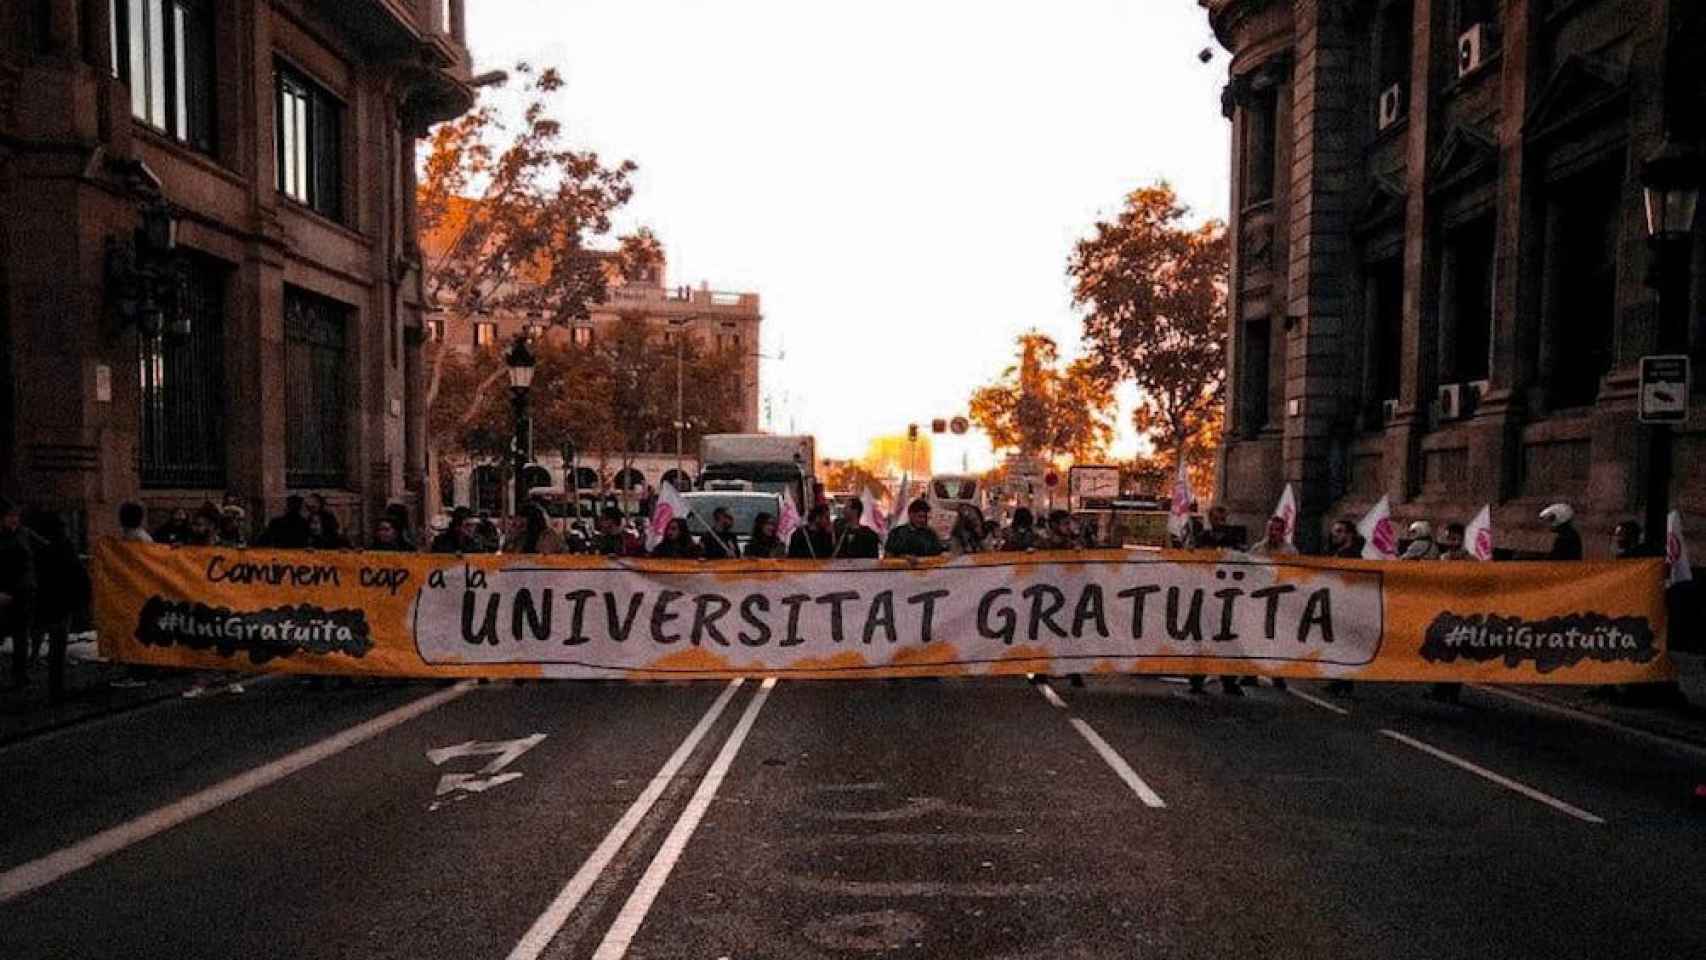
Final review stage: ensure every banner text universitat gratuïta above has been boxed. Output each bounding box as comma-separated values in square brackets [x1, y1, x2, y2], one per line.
[92, 541, 1675, 684]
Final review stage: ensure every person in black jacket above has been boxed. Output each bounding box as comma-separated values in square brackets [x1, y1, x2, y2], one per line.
[1539, 502, 1583, 560]
[833, 499, 882, 559]
[700, 508, 739, 560]
[258, 496, 313, 549]
[788, 504, 836, 559]
[651, 518, 702, 559]
[26, 510, 87, 701]
[0, 498, 37, 688]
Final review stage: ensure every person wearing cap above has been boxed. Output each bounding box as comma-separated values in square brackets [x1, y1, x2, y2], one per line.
[885, 498, 945, 558]
[1400, 520, 1440, 560]
[1539, 502, 1582, 560]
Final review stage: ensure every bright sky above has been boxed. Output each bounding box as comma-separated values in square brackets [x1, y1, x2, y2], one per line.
[465, 0, 1230, 472]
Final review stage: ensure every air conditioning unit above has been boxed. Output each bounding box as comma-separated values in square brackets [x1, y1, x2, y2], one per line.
[1466, 379, 1489, 415]
[1458, 24, 1495, 78]
[1378, 83, 1405, 130]
[1438, 383, 1465, 421]
[1381, 398, 1400, 425]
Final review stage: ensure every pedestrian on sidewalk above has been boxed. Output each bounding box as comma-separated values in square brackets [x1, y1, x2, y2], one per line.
[832, 498, 882, 559]
[885, 499, 945, 559]
[26, 510, 88, 703]
[119, 501, 152, 543]
[0, 498, 36, 689]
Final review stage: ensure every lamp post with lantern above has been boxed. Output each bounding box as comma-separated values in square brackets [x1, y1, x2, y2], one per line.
[505, 335, 538, 519]
[1639, 140, 1701, 547]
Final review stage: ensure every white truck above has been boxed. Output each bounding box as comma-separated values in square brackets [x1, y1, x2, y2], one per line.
[698, 434, 819, 510]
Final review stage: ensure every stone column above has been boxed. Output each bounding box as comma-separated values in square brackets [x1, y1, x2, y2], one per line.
[1281, 0, 1356, 549]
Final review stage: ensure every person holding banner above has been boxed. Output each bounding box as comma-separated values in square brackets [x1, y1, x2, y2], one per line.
[650, 518, 703, 559]
[502, 504, 565, 555]
[700, 508, 739, 560]
[833, 499, 883, 559]
[1248, 515, 1297, 557]
[1001, 508, 1039, 552]
[593, 508, 646, 558]
[1328, 519, 1365, 558]
[745, 513, 785, 559]
[788, 504, 836, 559]
[885, 499, 946, 558]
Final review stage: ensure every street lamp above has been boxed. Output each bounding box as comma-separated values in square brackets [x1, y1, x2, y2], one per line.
[1639, 139, 1701, 549]
[505, 335, 537, 519]
[670, 316, 695, 484]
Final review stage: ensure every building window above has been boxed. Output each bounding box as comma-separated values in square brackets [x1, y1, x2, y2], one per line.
[1240, 317, 1271, 434]
[1378, 1, 1413, 89]
[1243, 87, 1278, 206]
[1546, 160, 1622, 409]
[284, 287, 349, 488]
[112, 0, 216, 152]
[474, 321, 496, 347]
[276, 63, 343, 221]
[572, 326, 594, 347]
[139, 257, 226, 489]
[1443, 217, 1494, 383]
[1369, 258, 1405, 405]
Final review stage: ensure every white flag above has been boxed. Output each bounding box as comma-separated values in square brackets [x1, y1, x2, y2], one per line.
[1668, 510, 1693, 587]
[645, 482, 690, 552]
[860, 485, 888, 536]
[1167, 457, 1194, 543]
[1273, 483, 1298, 547]
[777, 492, 802, 546]
[888, 476, 912, 533]
[1465, 505, 1494, 562]
[1358, 495, 1398, 560]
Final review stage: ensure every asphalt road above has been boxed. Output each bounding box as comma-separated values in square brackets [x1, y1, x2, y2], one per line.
[2, 672, 1703, 960]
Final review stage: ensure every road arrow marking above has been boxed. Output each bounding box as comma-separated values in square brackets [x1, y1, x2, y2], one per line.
[427, 733, 546, 810]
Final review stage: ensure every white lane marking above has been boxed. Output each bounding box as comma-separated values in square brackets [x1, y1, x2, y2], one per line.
[591, 678, 778, 960]
[1377, 729, 1604, 824]
[1288, 687, 1351, 716]
[0, 681, 474, 904]
[1034, 682, 1165, 809]
[506, 679, 746, 960]
[1471, 684, 1706, 763]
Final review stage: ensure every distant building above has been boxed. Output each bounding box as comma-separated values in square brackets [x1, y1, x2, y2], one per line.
[0, 0, 477, 541]
[419, 220, 764, 512]
[1199, 0, 1703, 554]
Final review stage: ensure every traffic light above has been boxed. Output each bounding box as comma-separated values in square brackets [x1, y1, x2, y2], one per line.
[907, 423, 918, 441]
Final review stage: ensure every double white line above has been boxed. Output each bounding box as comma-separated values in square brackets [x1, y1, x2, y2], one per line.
[508, 677, 777, 960]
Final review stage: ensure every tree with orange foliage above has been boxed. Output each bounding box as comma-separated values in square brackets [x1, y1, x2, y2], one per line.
[1069, 182, 1227, 502]
[968, 332, 1114, 464]
[418, 62, 655, 515]
[861, 434, 933, 481]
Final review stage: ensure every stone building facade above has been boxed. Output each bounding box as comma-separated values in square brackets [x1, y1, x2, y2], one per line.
[0, 0, 477, 543]
[1201, 0, 1705, 555]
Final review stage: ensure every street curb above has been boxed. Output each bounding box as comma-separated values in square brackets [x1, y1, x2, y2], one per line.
[0, 672, 269, 751]
[1471, 684, 1706, 761]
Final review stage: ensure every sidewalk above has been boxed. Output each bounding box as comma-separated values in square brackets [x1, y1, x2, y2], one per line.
[0, 635, 200, 745]
[1498, 652, 1706, 751]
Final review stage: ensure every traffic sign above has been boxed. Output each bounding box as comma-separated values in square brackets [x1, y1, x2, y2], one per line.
[949, 416, 969, 435]
[1639, 355, 1690, 424]
[931, 418, 947, 434]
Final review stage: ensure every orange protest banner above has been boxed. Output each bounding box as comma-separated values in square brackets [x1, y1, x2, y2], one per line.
[93, 541, 1673, 684]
